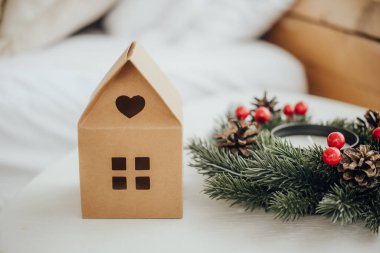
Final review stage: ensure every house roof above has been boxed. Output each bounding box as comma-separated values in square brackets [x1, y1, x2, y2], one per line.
[79, 41, 182, 125]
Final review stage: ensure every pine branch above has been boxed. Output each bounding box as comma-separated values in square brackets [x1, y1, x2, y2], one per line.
[244, 133, 338, 194]
[259, 113, 311, 132]
[352, 127, 377, 150]
[351, 126, 380, 152]
[245, 150, 310, 191]
[361, 188, 380, 234]
[269, 190, 318, 221]
[188, 139, 250, 177]
[364, 209, 380, 234]
[316, 184, 364, 224]
[323, 118, 353, 129]
[204, 173, 272, 211]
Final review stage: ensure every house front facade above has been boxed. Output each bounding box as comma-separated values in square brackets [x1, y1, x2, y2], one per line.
[78, 42, 182, 218]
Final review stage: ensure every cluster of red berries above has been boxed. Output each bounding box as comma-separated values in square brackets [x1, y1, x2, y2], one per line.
[322, 127, 380, 166]
[234, 101, 309, 124]
[283, 101, 308, 118]
[234, 106, 272, 123]
[322, 132, 345, 166]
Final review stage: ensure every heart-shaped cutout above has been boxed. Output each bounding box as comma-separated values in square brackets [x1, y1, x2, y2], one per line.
[115, 95, 145, 118]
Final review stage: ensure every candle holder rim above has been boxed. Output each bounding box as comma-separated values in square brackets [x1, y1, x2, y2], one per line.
[270, 123, 359, 149]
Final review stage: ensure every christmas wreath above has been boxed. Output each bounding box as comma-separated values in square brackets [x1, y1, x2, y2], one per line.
[188, 92, 380, 234]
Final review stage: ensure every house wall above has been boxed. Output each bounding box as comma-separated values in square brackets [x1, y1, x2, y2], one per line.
[78, 127, 182, 218]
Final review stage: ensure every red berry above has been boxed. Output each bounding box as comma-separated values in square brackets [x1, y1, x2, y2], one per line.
[254, 107, 271, 123]
[294, 101, 308, 115]
[327, 132, 346, 149]
[235, 106, 250, 120]
[283, 104, 294, 117]
[322, 147, 342, 166]
[373, 127, 380, 141]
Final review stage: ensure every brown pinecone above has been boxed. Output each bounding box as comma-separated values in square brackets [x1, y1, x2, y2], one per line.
[214, 120, 258, 157]
[251, 91, 280, 114]
[338, 145, 380, 188]
[365, 110, 380, 128]
[356, 109, 380, 130]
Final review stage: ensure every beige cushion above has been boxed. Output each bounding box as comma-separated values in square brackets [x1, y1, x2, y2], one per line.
[0, 0, 118, 55]
[292, 0, 380, 40]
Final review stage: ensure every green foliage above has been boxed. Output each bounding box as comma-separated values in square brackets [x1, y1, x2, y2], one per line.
[204, 173, 272, 211]
[364, 209, 380, 234]
[188, 139, 250, 176]
[246, 133, 339, 194]
[269, 190, 317, 221]
[259, 112, 311, 132]
[188, 114, 380, 234]
[362, 188, 380, 234]
[316, 184, 363, 224]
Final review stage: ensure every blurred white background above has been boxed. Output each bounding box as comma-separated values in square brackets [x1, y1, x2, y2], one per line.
[0, 0, 307, 210]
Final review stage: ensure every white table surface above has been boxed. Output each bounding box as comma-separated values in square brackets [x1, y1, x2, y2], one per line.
[1, 91, 379, 253]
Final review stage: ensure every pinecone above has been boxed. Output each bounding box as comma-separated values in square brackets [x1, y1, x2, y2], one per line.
[356, 109, 380, 130]
[338, 145, 380, 188]
[365, 110, 380, 128]
[214, 120, 258, 157]
[251, 91, 280, 114]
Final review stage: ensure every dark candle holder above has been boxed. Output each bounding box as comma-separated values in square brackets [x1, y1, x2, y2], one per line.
[271, 123, 359, 149]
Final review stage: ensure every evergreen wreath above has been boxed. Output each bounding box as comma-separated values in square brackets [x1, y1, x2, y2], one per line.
[188, 92, 380, 234]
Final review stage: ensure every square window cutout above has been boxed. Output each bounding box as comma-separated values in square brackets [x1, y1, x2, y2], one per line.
[135, 157, 150, 170]
[112, 157, 126, 170]
[136, 177, 150, 190]
[112, 177, 127, 190]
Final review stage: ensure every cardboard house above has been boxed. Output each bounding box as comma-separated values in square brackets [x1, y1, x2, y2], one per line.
[78, 42, 182, 218]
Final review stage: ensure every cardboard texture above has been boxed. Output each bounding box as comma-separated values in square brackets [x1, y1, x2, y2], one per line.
[78, 42, 183, 218]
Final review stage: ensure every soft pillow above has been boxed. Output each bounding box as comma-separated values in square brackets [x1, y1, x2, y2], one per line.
[0, 0, 118, 55]
[104, 0, 295, 42]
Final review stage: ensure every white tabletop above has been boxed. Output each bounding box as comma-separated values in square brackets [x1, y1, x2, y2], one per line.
[1, 91, 378, 253]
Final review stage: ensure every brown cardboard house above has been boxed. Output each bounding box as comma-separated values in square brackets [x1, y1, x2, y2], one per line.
[78, 42, 182, 218]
